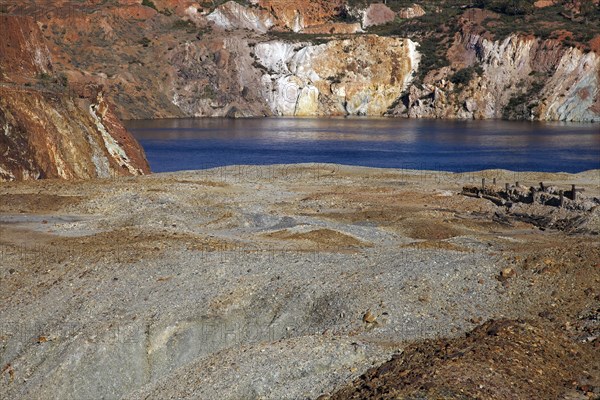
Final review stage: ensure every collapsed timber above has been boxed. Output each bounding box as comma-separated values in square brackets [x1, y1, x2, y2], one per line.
[462, 179, 600, 234]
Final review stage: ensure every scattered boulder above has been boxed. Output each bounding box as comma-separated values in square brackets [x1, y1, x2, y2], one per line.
[500, 267, 516, 279]
[398, 4, 426, 19]
[362, 3, 396, 28]
[462, 183, 600, 234]
[207, 1, 275, 33]
[362, 310, 377, 324]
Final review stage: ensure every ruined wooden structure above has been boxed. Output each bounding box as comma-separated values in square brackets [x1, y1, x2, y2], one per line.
[462, 180, 590, 210]
[461, 179, 599, 234]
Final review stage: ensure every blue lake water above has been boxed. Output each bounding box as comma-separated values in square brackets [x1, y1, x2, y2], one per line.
[126, 117, 600, 173]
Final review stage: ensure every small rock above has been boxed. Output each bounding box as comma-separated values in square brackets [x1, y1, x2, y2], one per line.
[362, 310, 376, 324]
[398, 4, 426, 19]
[464, 99, 477, 113]
[501, 267, 516, 279]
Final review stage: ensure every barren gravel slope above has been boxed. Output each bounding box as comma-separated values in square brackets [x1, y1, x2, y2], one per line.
[0, 165, 598, 399]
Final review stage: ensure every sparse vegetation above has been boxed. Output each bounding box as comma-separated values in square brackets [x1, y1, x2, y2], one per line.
[34, 72, 69, 92]
[479, 2, 599, 48]
[365, 2, 464, 80]
[201, 85, 217, 99]
[503, 79, 546, 119]
[57, 73, 68, 87]
[252, 60, 268, 72]
[141, 0, 158, 12]
[337, 7, 359, 23]
[474, 0, 534, 16]
[450, 65, 484, 86]
[139, 37, 151, 47]
[345, 0, 419, 12]
[267, 31, 336, 45]
[172, 19, 196, 33]
[195, 27, 212, 40]
[414, 37, 451, 81]
[360, 0, 598, 54]
[37, 72, 52, 81]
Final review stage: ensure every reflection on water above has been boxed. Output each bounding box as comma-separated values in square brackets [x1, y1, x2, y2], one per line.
[126, 117, 600, 173]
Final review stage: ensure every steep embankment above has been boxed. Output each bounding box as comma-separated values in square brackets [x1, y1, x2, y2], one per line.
[0, 15, 150, 181]
[391, 29, 600, 121]
[2, 1, 598, 121]
[254, 35, 419, 116]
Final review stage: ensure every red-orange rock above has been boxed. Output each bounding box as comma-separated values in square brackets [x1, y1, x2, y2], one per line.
[0, 15, 53, 83]
[301, 22, 362, 34]
[0, 15, 150, 181]
[534, 0, 556, 7]
[256, 0, 344, 32]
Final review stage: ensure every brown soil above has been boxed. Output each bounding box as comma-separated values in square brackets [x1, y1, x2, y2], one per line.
[0, 166, 598, 398]
[329, 232, 600, 399]
[329, 318, 599, 400]
[0, 194, 84, 213]
[265, 228, 371, 249]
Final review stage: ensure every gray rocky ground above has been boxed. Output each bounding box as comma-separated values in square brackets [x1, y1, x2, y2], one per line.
[0, 165, 598, 399]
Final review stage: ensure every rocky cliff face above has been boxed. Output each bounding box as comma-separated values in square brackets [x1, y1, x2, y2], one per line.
[390, 32, 600, 122]
[3, 1, 597, 122]
[255, 0, 345, 32]
[207, 1, 275, 33]
[148, 2, 600, 121]
[0, 14, 52, 82]
[0, 86, 150, 181]
[0, 15, 150, 181]
[168, 35, 273, 118]
[254, 35, 419, 116]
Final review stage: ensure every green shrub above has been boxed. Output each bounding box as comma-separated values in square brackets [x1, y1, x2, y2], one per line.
[415, 37, 451, 81]
[172, 20, 196, 31]
[201, 85, 217, 99]
[475, 0, 534, 16]
[37, 72, 52, 81]
[57, 73, 68, 87]
[502, 79, 545, 119]
[337, 7, 359, 23]
[141, 0, 158, 11]
[450, 65, 484, 86]
[139, 37, 151, 47]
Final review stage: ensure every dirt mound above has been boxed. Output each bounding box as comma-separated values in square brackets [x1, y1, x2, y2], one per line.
[265, 228, 370, 249]
[330, 319, 599, 400]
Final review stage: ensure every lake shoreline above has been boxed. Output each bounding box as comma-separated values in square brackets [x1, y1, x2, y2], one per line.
[126, 118, 600, 174]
